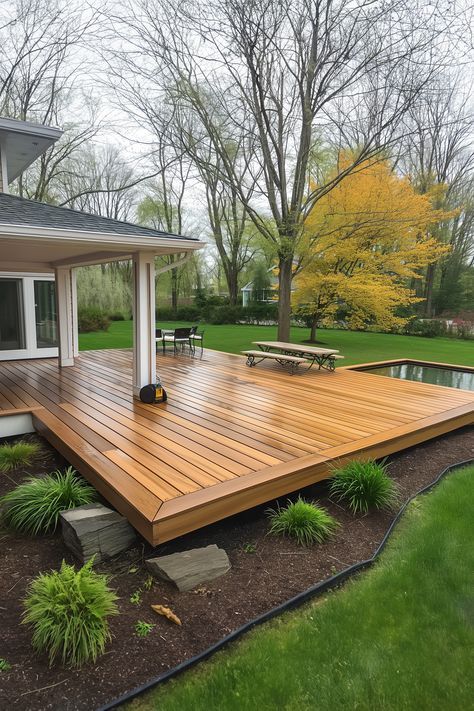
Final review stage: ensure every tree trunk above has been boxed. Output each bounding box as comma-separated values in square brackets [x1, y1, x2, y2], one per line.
[424, 262, 437, 317]
[310, 318, 317, 342]
[171, 267, 178, 312]
[227, 269, 239, 306]
[277, 255, 293, 341]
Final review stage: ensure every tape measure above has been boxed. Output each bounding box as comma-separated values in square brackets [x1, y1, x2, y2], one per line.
[139, 380, 168, 404]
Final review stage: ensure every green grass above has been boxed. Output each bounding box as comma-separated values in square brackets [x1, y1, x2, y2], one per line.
[78, 320, 474, 367]
[127, 465, 474, 711]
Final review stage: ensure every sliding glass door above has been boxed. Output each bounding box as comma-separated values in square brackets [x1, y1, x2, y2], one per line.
[34, 280, 57, 348]
[0, 278, 25, 351]
[0, 274, 58, 359]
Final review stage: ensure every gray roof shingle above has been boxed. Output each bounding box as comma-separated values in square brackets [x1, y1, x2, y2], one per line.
[0, 192, 196, 241]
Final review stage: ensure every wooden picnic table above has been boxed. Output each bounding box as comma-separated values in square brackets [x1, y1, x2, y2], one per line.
[252, 341, 343, 371]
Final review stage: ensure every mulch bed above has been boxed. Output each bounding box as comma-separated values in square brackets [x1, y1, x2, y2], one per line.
[0, 426, 473, 711]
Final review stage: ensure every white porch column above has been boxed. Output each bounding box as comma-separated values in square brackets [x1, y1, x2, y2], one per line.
[71, 269, 79, 357]
[55, 266, 75, 367]
[132, 251, 156, 398]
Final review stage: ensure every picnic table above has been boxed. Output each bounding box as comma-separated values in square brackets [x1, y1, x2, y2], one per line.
[242, 341, 343, 372]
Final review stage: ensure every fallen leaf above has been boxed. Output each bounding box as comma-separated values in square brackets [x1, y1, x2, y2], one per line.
[151, 604, 182, 626]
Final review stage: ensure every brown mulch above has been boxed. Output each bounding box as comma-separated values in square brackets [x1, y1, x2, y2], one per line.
[0, 427, 473, 711]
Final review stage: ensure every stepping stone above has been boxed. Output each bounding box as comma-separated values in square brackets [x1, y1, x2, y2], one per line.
[146, 544, 231, 592]
[60, 503, 137, 564]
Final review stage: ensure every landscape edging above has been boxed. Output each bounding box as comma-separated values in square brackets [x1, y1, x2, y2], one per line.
[97, 457, 474, 711]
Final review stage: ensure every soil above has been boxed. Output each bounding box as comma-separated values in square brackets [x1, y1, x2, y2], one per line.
[0, 427, 473, 711]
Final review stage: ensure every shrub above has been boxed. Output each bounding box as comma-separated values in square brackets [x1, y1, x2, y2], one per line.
[0, 440, 43, 472]
[109, 311, 126, 321]
[156, 306, 177, 321]
[242, 302, 278, 324]
[0, 658, 11, 672]
[208, 305, 244, 324]
[78, 306, 110, 333]
[176, 305, 201, 322]
[329, 459, 399, 514]
[1, 466, 97, 534]
[23, 559, 118, 667]
[405, 318, 447, 338]
[267, 496, 339, 546]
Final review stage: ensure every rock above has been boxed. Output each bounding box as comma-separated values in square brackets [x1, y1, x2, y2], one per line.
[146, 544, 231, 592]
[60, 503, 137, 563]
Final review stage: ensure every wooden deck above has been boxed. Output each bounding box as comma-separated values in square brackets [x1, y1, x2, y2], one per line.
[1, 349, 473, 545]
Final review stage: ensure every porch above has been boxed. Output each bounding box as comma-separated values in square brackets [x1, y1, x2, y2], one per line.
[1, 348, 473, 545]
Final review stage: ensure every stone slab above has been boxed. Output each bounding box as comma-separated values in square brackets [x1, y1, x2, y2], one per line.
[60, 503, 137, 563]
[146, 544, 231, 592]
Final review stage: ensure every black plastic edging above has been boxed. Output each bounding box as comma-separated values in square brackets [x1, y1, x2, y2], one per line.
[98, 457, 474, 711]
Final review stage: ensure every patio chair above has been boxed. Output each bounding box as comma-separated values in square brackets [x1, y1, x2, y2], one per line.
[189, 325, 204, 355]
[155, 328, 163, 353]
[163, 327, 193, 355]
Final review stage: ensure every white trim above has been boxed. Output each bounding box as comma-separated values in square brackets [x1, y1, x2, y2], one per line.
[0, 413, 35, 438]
[55, 267, 75, 367]
[0, 139, 8, 193]
[0, 273, 58, 361]
[132, 252, 157, 397]
[0, 222, 205, 252]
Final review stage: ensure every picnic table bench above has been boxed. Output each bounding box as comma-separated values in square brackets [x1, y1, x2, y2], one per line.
[242, 350, 308, 374]
[243, 341, 344, 373]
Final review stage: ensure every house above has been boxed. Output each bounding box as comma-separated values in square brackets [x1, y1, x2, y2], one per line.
[0, 117, 204, 395]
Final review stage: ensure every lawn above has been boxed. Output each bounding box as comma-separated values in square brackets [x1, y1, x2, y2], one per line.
[78, 320, 474, 367]
[128, 464, 474, 711]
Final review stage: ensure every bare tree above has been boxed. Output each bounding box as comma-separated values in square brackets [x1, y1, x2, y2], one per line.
[402, 76, 474, 315]
[0, 0, 101, 200]
[107, 0, 466, 339]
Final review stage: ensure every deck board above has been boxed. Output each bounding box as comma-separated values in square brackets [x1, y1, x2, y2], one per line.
[1, 348, 473, 545]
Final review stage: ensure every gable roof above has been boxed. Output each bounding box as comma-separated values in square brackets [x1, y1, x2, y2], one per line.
[0, 192, 196, 241]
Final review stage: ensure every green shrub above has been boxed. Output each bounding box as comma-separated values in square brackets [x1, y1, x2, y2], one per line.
[1, 466, 97, 534]
[208, 305, 244, 324]
[23, 559, 118, 667]
[0, 440, 43, 472]
[176, 305, 202, 321]
[78, 306, 110, 333]
[329, 459, 399, 514]
[405, 318, 447, 338]
[109, 311, 126, 321]
[156, 306, 177, 321]
[242, 302, 278, 324]
[0, 658, 11, 671]
[267, 496, 339, 546]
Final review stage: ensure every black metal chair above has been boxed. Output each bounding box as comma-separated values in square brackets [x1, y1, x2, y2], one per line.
[155, 328, 163, 353]
[163, 327, 193, 354]
[189, 326, 204, 355]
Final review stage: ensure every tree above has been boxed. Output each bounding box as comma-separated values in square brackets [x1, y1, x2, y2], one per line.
[0, 0, 100, 201]
[401, 76, 474, 315]
[107, 0, 467, 340]
[293, 157, 451, 341]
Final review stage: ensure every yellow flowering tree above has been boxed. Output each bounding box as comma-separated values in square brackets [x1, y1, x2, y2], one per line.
[293, 157, 452, 341]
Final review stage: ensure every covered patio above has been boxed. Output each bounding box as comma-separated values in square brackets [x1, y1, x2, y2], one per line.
[0, 348, 472, 545]
[0, 191, 203, 394]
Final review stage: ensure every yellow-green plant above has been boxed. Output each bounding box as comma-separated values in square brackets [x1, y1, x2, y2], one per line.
[0, 440, 42, 472]
[23, 559, 118, 667]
